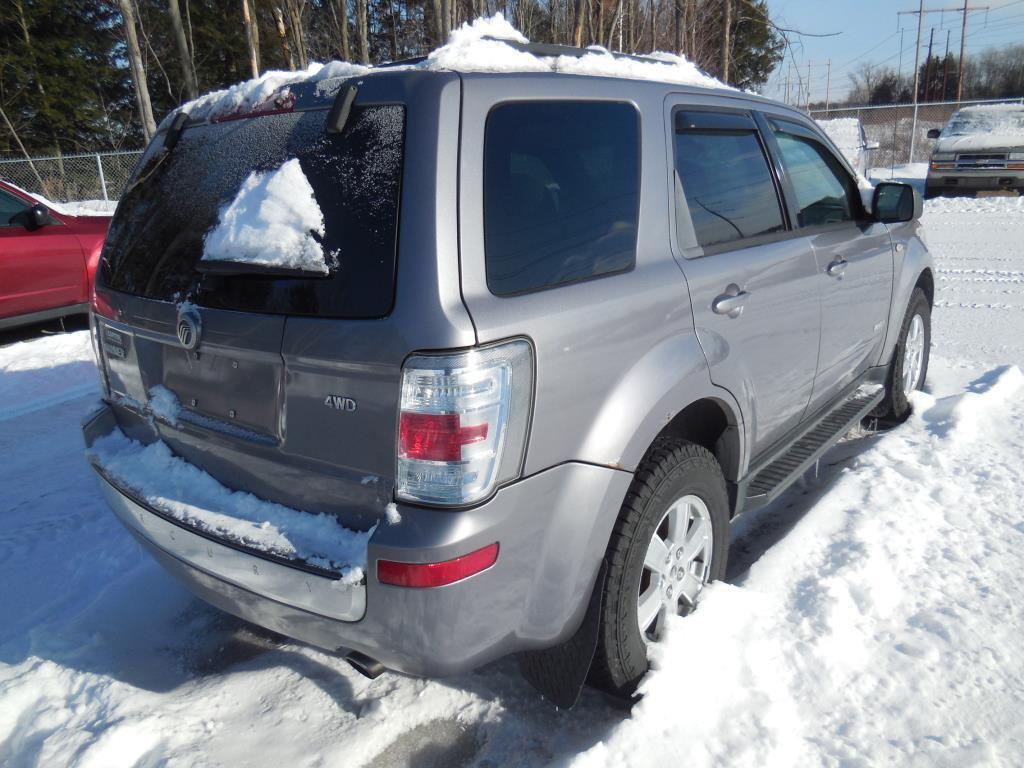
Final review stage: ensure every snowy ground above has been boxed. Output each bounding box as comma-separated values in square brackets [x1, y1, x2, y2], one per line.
[868, 162, 930, 194]
[2, 198, 1024, 766]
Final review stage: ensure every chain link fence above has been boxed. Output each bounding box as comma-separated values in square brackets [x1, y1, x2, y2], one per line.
[809, 98, 1024, 174]
[0, 149, 142, 204]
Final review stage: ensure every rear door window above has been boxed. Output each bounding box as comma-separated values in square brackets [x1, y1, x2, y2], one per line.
[483, 101, 640, 296]
[673, 111, 785, 250]
[770, 120, 859, 228]
[100, 104, 405, 318]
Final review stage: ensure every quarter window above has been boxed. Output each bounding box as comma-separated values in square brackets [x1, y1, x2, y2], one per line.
[771, 122, 858, 228]
[483, 101, 640, 296]
[674, 115, 785, 249]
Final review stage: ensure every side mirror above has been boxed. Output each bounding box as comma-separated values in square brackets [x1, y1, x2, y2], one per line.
[872, 182, 922, 224]
[31, 204, 52, 229]
[865, 140, 880, 151]
[926, 128, 941, 140]
[16, 203, 55, 231]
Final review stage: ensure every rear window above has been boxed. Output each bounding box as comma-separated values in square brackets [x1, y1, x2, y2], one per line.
[100, 104, 404, 318]
[483, 101, 640, 296]
[674, 117, 784, 249]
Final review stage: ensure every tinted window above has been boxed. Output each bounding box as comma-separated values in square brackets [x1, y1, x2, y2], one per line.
[483, 101, 639, 296]
[0, 189, 28, 226]
[100, 105, 404, 318]
[674, 126, 784, 249]
[772, 124, 856, 228]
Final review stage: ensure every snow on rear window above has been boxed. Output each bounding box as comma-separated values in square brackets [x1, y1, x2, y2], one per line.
[202, 158, 329, 274]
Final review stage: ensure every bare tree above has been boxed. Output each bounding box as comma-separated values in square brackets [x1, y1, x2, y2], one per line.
[440, 0, 451, 41]
[355, 0, 369, 63]
[118, 0, 157, 140]
[168, 0, 198, 98]
[284, 0, 309, 69]
[334, 0, 351, 60]
[242, 0, 261, 78]
[719, 0, 731, 82]
[273, 6, 296, 69]
[573, 0, 585, 47]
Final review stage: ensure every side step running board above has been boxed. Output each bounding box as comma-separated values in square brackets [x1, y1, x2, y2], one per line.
[738, 383, 884, 515]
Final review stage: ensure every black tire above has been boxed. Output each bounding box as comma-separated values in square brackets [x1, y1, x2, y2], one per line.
[589, 438, 729, 698]
[873, 287, 931, 421]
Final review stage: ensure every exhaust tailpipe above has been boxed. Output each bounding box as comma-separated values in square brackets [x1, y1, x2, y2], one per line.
[345, 650, 386, 679]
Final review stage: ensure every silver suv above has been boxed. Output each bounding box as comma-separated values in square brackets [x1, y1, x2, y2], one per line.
[83, 44, 933, 707]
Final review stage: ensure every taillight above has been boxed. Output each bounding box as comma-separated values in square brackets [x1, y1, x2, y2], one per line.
[396, 339, 533, 506]
[88, 313, 110, 399]
[377, 543, 499, 588]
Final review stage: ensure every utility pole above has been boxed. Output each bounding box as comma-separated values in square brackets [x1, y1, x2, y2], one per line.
[923, 27, 934, 102]
[784, 62, 791, 105]
[957, 0, 969, 102]
[899, 3, 988, 107]
[893, 27, 906, 174]
[942, 29, 951, 100]
[807, 60, 812, 109]
[824, 59, 832, 113]
[909, 0, 924, 163]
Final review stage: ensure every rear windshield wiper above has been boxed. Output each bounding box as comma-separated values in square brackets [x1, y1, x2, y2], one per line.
[195, 260, 331, 279]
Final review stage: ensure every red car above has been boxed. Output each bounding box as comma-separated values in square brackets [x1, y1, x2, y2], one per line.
[0, 179, 110, 330]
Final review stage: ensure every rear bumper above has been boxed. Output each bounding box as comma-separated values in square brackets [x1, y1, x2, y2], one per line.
[83, 404, 631, 676]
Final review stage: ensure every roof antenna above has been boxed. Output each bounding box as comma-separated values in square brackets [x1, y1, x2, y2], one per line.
[326, 84, 358, 134]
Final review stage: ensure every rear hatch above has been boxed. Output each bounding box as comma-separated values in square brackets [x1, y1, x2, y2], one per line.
[94, 72, 444, 530]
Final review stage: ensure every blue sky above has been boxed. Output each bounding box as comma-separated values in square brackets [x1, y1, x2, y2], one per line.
[762, 0, 1024, 103]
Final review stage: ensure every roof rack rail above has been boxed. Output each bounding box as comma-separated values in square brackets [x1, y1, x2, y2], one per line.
[480, 36, 670, 66]
[376, 55, 428, 68]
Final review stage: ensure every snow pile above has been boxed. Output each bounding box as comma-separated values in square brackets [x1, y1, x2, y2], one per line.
[145, 385, 180, 426]
[573, 365, 1024, 767]
[88, 428, 372, 579]
[816, 117, 862, 153]
[925, 193, 1024, 214]
[0, 331, 98, 421]
[428, 15, 724, 87]
[172, 15, 725, 125]
[202, 158, 328, 274]
[817, 117, 865, 172]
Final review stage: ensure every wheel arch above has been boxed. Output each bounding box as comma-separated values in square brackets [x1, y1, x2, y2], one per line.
[649, 397, 742, 486]
[916, 266, 934, 308]
[576, 333, 746, 487]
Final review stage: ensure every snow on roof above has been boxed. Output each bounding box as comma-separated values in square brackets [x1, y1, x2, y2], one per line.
[959, 101, 1024, 113]
[173, 14, 726, 125]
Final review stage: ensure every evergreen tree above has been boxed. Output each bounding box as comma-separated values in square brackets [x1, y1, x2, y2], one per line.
[0, 0, 135, 154]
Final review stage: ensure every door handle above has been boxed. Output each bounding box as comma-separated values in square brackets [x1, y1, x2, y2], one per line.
[712, 285, 749, 318]
[826, 257, 848, 278]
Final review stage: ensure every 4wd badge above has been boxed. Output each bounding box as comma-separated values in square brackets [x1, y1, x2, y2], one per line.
[324, 395, 357, 412]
